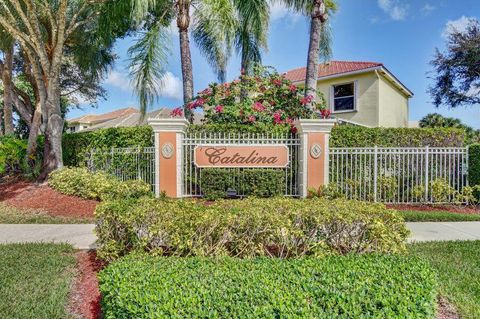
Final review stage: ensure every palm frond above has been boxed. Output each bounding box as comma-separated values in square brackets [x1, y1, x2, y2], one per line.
[128, 22, 170, 115]
[318, 20, 332, 62]
[192, 0, 237, 82]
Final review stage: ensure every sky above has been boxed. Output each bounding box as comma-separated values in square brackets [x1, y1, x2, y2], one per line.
[67, 0, 480, 128]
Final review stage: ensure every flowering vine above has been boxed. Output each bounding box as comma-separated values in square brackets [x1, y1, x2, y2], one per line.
[171, 66, 330, 131]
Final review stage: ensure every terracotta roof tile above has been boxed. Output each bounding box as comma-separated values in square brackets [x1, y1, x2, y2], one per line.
[283, 61, 383, 83]
[68, 107, 139, 124]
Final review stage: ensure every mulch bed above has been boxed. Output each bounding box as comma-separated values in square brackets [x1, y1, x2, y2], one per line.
[69, 251, 104, 319]
[387, 203, 480, 214]
[0, 179, 97, 218]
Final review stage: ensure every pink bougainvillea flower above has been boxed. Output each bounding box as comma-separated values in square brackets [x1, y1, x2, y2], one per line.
[253, 101, 265, 112]
[248, 115, 256, 123]
[300, 95, 313, 105]
[214, 104, 224, 113]
[199, 88, 212, 96]
[273, 111, 283, 124]
[187, 102, 196, 110]
[170, 107, 183, 117]
[196, 98, 205, 107]
[285, 117, 294, 124]
[289, 84, 297, 92]
[223, 82, 230, 88]
[320, 108, 331, 119]
[272, 79, 282, 86]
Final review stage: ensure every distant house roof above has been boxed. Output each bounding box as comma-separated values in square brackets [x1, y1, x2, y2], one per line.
[283, 60, 413, 97]
[83, 108, 204, 132]
[68, 107, 138, 125]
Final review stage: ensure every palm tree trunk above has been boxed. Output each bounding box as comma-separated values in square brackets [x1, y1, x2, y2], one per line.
[177, 0, 194, 121]
[2, 44, 15, 135]
[304, 0, 325, 109]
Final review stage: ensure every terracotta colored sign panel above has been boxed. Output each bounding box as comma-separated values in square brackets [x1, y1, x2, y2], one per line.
[194, 145, 289, 168]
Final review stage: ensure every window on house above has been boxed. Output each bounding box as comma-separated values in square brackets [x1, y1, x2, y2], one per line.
[332, 82, 356, 112]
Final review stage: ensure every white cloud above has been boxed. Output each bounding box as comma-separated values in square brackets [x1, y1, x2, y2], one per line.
[377, 0, 408, 21]
[160, 72, 183, 100]
[442, 16, 475, 38]
[421, 3, 436, 14]
[104, 70, 132, 92]
[269, 2, 301, 22]
[104, 69, 182, 100]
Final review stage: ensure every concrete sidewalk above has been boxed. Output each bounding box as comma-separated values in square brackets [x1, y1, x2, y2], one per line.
[0, 224, 96, 249]
[1, 222, 480, 249]
[406, 221, 480, 242]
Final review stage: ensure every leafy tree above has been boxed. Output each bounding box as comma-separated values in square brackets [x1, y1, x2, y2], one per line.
[0, 0, 126, 178]
[420, 113, 480, 144]
[429, 18, 480, 108]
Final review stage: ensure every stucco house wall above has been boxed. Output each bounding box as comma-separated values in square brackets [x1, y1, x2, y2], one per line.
[316, 72, 380, 127]
[378, 75, 409, 128]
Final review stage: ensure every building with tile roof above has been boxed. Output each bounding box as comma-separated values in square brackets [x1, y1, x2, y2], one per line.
[283, 61, 413, 127]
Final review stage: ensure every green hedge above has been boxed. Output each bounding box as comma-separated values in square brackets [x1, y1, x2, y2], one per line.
[330, 126, 465, 147]
[99, 255, 437, 319]
[199, 168, 285, 199]
[48, 167, 152, 201]
[469, 144, 480, 199]
[95, 197, 409, 261]
[62, 126, 153, 166]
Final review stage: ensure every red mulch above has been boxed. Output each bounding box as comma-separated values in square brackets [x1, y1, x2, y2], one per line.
[69, 251, 105, 319]
[387, 203, 480, 214]
[0, 180, 97, 218]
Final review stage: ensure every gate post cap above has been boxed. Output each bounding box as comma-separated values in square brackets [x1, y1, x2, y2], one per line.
[294, 118, 337, 134]
[148, 117, 189, 133]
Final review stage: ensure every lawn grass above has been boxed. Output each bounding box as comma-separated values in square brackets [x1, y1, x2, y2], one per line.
[399, 210, 480, 222]
[0, 203, 93, 224]
[409, 241, 480, 319]
[0, 243, 77, 319]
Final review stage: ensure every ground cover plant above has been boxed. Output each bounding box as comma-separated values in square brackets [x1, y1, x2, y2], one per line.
[95, 197, 409, 261]
[0, 203, 93, 224]
[99, 254, 437, 319]
[48, 167, 152, 201]
[409, 241, 480, 319]
[399, 209, 480, 222]
[0, 243, 76, 319]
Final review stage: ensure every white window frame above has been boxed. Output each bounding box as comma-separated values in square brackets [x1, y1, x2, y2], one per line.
[330, 81, 358, 114]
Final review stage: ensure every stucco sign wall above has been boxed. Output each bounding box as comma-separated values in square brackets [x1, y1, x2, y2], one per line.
[194, 145, 289, 168]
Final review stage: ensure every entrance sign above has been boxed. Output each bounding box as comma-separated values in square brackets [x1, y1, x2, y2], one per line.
[194, 145, 289, 168]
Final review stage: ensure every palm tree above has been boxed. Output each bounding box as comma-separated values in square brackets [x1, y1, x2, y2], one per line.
[282, 0, 336, 108]
[121, 0, 237, 120]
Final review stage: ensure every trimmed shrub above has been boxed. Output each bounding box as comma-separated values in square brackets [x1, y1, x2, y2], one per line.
[48, 167, 152, 201]
[199, 168, 285, 199]
[330, 126, 465, 147]
[62, 126, 153, 166]
[99, 255, 437, 319]
[469, 144, 480, 200]
[95, 197, 409, 261]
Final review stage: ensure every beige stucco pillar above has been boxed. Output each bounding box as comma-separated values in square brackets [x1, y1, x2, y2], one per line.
[148, 117, 189, 198]
[295, 119, 337, 198]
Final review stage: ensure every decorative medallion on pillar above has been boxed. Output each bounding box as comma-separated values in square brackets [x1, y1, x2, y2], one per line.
[294, 118, 337, 198]
[161, 142, 174, 159]
[310, 143, 322, 159]
[147, 117, 189, 198]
